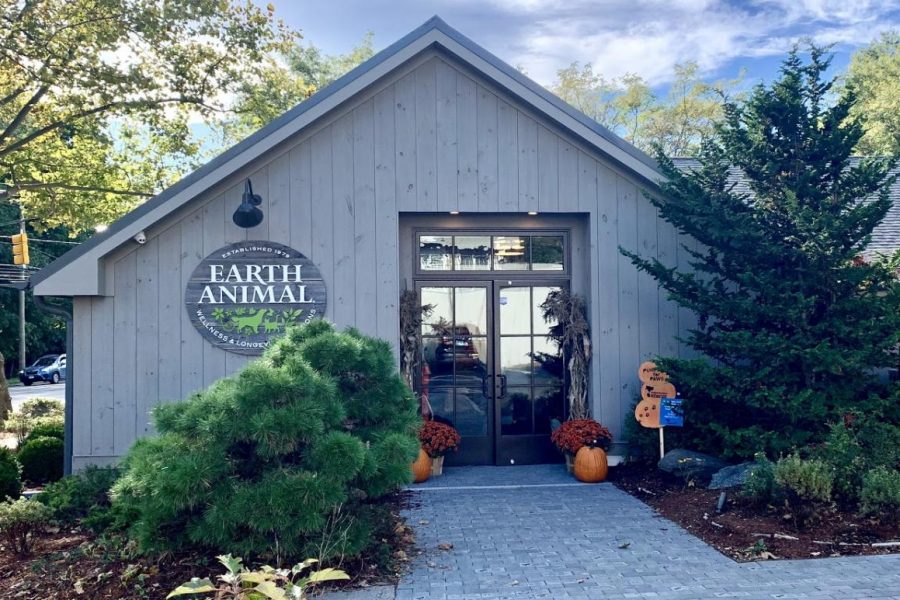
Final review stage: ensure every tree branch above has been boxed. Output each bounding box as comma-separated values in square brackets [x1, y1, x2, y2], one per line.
[0, 84, 49, 145]
[1, 182, 153, 198]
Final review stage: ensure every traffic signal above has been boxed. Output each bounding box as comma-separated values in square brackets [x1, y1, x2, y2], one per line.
[11, 232, 29, 265]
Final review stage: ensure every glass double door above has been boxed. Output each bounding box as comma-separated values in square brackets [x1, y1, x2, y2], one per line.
[419, 281, 566, 465]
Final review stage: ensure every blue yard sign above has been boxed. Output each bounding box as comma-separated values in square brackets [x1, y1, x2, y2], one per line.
[659, 397, 684, 427]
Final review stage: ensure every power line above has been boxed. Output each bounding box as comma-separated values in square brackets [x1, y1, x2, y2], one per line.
[0, 235, 80, 245]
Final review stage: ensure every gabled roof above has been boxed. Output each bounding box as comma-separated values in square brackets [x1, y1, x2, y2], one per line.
[32, 15, 662, 297]
[672, 158, 900, 256]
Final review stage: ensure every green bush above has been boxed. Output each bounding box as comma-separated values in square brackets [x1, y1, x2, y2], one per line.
[740, 453, 778, 507]
[0, 447, 22, 500]
[5, 412, 64, 446]
[112, 321, 419, 561]
[18, 436, 64, 484]
[19, 398, 63, 419]
[23, 421, 64, 446]
[774, 454, 833, 528]
[38, 466, 118, 530]
[859, 466, 900, 524]
[817, 418, 900, 507]
[0, 496, 52, 555]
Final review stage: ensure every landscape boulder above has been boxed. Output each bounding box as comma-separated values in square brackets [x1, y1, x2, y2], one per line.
[658, 449, 727, 485]
[708, 462, 755, 490]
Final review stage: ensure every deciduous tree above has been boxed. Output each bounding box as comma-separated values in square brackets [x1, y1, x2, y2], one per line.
[844, 31, 900, 156]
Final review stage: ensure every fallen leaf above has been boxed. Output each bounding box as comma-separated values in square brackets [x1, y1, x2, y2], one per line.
[618, 542, 631, 549]
[73, 581, 84, 595]
[438, 542, 453, 551]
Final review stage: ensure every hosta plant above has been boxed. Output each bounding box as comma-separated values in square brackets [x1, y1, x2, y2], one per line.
[167, 554, 349, 600]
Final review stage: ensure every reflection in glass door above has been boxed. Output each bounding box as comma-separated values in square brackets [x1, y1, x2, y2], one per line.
[420, 284, 493, 465]
[496, 284, 565, 465]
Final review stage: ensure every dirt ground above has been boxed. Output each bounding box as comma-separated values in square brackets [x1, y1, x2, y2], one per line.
[610, 464, 900, 561]
[0, 493, 413, 600]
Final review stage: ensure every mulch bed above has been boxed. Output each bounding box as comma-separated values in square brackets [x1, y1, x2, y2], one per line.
[610, 463, 900, 562]
[0, 492, 413, 600]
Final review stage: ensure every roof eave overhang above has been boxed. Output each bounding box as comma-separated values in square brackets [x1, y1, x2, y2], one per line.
[33, 18, 662, 297]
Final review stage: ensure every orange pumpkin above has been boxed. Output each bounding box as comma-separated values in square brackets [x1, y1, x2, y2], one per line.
[574, 446, 608, 483]
[412, 448, 432, 483]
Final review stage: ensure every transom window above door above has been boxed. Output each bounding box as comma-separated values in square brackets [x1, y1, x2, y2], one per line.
[418, 233, 565, 272]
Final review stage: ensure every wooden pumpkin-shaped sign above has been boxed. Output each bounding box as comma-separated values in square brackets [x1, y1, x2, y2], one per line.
[574, 446, 609, 483]
[412, 449, 432, 483]
[634, 361, 677, 429]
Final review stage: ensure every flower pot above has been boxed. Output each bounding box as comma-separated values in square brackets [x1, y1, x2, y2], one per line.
[574, 446, 608, 483]
[565, 453, 574, 474]
[431, 455, 444, 476]
[412, 449, 432, 483]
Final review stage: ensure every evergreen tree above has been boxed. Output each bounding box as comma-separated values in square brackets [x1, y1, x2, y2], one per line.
[623, 47, 900, 459]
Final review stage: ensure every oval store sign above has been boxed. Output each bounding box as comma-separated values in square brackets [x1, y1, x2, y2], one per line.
[185, 241, 327, 355]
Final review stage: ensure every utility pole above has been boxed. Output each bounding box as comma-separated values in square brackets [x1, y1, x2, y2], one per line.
[13, 196, 26, 371]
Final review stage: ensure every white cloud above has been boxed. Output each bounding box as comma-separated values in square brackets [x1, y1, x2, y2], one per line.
[474, 0, 900, 85]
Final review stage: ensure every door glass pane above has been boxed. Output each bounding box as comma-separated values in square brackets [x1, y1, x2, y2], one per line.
[499, 287, 530, 335]
[532, 286, 560, 335]
[500, 388, 532, 435]
[493, 235, 530, 270]
[531, 236, 564, 270]
[454, 236, 491, 271]
[455, 287, 487, 335]
[421, 287, 453, 336]
[533, 336, 563, 387]
[453, 338, 488, 436]
[420, 235, 453, 270]
[500, 336, 532, 387]
[534, 387, 564, 434]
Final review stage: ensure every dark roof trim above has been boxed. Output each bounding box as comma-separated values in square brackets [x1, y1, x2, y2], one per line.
[31, 16, 662, 289]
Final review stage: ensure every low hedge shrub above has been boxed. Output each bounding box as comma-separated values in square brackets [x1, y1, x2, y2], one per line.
[859, 466, 900, 524]
[112, 321, 419, 562]
[38, 466, 119, 531]
[0, 447, 22, 500]
[23, 421, 64, 446]
[0, 496, 52, 555]
[773, 454, 833, 528]
[18, 436, 64, 484]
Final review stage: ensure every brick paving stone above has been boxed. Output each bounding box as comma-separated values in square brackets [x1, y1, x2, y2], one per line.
[389, 465, 900, 600]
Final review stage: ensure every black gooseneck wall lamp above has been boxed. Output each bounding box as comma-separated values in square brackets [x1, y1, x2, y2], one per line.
[232, 179, 264, 228]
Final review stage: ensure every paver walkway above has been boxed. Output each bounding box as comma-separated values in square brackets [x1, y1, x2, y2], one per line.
[394, 465, 900, 600]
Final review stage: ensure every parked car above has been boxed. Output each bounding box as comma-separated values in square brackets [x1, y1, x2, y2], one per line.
[19, 354, 66, 386]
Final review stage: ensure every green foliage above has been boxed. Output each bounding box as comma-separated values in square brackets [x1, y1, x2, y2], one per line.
[858, 466, 900, 523]
[37, 466, 118, 531]
[0, 0, 294, 233]
[19, 398, 63, 419]
[112, 321, 418, 562]
[18, 436, 64, 484]
[0, 496, 52, 555]
[168, 554, 349, 600]
[552, 61, 740, 156]
[623, 46, 900, 459]
[740, 454, 778, 507]
[0, 447, 22, 500]
[844, 31, 900, 156]
[23, 420, 64, 446]
[774, 454, 833, 528]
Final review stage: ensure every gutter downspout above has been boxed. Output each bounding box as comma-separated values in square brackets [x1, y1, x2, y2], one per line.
[32, 294, 73, 476]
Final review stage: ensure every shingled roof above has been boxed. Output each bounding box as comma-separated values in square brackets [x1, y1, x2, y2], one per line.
[672, 158, 900, 257]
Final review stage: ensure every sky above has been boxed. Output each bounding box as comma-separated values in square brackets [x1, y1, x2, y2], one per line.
[269, 0, 900, 93]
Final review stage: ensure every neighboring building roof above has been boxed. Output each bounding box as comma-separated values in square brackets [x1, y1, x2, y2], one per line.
[672, 158, 900, 257]
[31, 15, 663, 297]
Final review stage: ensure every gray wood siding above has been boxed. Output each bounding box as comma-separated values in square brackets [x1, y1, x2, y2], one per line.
[72, 53, 692, 466]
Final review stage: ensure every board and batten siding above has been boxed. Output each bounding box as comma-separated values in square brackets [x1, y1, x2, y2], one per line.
[70, 51, 690, 468]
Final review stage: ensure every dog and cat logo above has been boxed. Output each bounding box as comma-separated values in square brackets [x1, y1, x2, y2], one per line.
[185, 241, 327, 355]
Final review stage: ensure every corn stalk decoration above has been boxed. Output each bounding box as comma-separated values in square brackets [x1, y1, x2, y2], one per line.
[541, 289, 592, 420]
[399, 290, 434, 392]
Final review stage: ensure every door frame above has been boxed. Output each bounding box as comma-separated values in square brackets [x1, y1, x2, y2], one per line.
[412, 227, 572, 465]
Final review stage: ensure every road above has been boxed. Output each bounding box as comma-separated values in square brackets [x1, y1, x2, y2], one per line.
[9, 381, 66, 412]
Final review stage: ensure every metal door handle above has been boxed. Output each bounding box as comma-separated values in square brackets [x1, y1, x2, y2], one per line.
[497, 374, 507, 397]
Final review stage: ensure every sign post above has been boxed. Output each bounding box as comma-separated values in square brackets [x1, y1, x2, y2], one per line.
[634, 362, 684, 459]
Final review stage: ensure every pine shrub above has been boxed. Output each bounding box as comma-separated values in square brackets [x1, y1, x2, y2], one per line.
[859, 466, 900, 524]
[740, 453, 778, 507]
[0, 447, 22, 500]
[622, 46, 900, 458]
[18, 436, 64, 484]
[112, 321, 419, 561]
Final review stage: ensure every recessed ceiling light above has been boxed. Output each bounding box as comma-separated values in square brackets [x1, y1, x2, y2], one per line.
[449, 211, 460, 215]
[527, 211, 538, 216]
